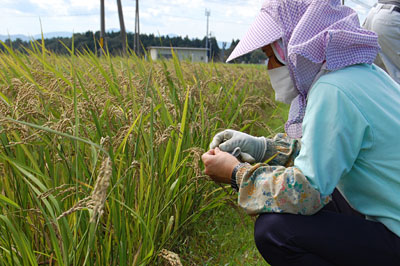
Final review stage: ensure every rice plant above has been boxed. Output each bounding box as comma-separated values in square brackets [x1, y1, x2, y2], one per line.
[0, 40, 286, 265]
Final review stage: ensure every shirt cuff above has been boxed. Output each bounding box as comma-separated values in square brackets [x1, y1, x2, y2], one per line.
[233, 163, 252, 190]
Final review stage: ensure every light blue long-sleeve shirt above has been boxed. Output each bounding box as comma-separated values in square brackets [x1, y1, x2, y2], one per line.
[295, 63, 400, 236]
[235, 63, 400, 237]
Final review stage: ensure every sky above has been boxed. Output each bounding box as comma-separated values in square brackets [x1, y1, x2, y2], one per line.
[1, 0, 378, 43]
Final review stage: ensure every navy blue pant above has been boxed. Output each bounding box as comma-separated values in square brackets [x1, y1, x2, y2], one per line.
[254, 189, 400, 265]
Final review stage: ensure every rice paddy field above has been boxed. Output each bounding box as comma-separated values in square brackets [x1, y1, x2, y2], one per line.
[0, 41, 288, 265]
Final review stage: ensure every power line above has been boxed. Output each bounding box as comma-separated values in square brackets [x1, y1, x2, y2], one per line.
[1, 12, 100, 18]
[157, 13, 252, 26]
[4, 13, 251, 27]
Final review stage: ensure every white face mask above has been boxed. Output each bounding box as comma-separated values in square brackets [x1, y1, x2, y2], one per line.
[268, 65, 299, 104]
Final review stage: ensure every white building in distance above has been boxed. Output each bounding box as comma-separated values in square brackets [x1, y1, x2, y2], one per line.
[148, 46, 208, 63]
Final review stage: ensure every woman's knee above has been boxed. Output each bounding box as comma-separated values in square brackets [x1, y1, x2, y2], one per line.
[254, 213, 297, 265]
[254, 213, 293, 248]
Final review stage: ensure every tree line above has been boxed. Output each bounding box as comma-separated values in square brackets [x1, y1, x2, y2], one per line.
[1, 31, 267, 63]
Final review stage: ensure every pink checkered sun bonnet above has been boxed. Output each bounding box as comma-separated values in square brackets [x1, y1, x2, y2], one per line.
[227, 0, 379, 138]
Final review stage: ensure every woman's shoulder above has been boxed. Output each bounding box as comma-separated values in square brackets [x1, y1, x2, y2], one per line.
[319, 64, 375, 84]
[312, 63, 394, 97]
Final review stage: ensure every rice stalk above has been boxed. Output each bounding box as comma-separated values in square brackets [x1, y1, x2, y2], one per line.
[0, 40, 285, 264]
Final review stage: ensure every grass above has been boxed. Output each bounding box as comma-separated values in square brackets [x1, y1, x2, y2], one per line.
[179, 200, 269, 265]
[0, 40, 287, 265]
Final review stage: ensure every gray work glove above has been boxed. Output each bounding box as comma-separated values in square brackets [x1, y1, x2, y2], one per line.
[209, 129, 267, 163]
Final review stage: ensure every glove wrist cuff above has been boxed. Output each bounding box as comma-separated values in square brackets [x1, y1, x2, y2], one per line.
[255, 136, 268, 163]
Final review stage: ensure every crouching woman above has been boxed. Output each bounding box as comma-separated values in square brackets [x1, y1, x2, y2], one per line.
[202, 1, 400, 265]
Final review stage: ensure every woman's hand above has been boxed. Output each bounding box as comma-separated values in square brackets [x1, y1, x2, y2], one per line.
[209, 129, 267, 163]
[201, 147, 240, 184]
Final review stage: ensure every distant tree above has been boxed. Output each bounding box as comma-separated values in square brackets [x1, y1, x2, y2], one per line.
[0, 31, 264, 64]
[250, 49, 267, 64]
[225, 39, 247, 63]
[12, 38, 25, 51]
[225, 39, 265, 64]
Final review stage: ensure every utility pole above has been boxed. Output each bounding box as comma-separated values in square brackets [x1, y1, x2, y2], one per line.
[205, 9, 210, 62]
[342, 0, 345, 5]
[116, 0, 127, 56]
[134, 0, 140, 56]
[100, 0, 106, 54]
